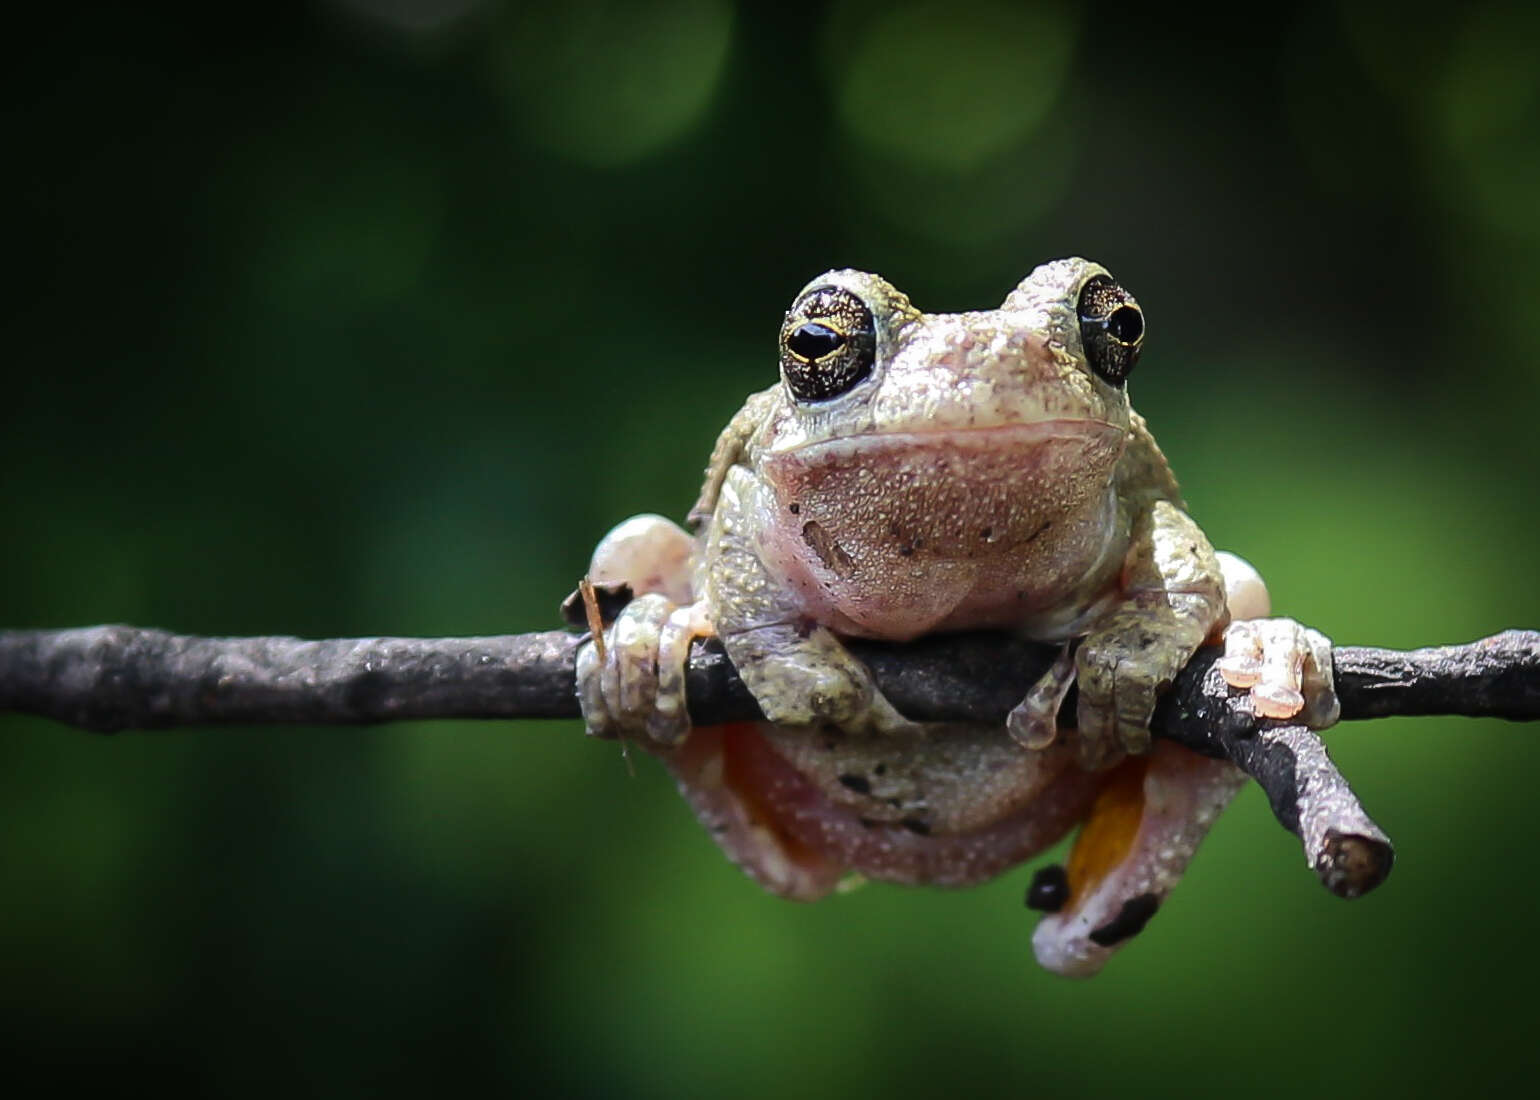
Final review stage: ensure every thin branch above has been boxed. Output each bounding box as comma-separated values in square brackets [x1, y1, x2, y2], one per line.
[3, 625, 1537, 901]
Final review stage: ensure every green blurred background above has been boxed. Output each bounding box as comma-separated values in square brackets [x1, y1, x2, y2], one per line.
[4, 0, 1539, 1094]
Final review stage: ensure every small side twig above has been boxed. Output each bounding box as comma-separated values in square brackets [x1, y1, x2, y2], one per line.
[2, 625, 1537, 900]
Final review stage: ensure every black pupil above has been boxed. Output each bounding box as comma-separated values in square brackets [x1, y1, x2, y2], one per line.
[788, 322, 845, 360]
[1108, 305, 1143, 343]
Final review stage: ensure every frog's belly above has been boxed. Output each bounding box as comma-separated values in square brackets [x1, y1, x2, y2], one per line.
[757, 424, 1127, 641]
[661, 720, 1103, 897]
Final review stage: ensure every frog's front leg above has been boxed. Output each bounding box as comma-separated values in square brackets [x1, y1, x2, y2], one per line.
[574, 514, 713, 748]
[707, 466, 918, 735]
[1072, 500, 1227, 769]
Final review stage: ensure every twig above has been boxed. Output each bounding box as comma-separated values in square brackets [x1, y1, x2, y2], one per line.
[2, 625, 1537, 900]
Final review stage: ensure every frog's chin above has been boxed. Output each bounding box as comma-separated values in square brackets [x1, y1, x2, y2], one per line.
[657, 722, 1099, 900]
[758, 418, 1128, 641]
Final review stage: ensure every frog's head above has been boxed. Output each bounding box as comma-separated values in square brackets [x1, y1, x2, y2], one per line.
[764, 257, 1142, 450]
[753, 259, 1149, 640]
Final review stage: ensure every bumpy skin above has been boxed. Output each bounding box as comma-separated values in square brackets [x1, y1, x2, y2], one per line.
[576, 259, 1335, 977]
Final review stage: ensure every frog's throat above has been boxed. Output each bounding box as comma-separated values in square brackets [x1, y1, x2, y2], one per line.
[755, 418, 1128, 641]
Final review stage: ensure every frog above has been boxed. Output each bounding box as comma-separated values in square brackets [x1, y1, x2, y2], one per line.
[574, 258, 1337, 977]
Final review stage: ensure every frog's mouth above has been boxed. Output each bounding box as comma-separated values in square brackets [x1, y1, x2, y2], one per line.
[657, 722, 1100, 901]
[768, 417, 1125, 463]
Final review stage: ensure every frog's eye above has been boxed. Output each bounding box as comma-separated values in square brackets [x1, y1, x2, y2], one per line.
[787, 322, 844, 360]
[780, 286, 877, 402]
[1077, 274, 1144, 385]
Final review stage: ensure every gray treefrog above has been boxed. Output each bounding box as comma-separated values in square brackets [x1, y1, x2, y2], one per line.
[575, 258, 1335, 977]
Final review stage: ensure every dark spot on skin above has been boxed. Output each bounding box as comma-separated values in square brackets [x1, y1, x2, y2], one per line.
[858, 817, 878, 829]
[1025, 865, 1069, 912]
[900, 818, 931, 836]
[980, 527, 993, 540]
[838, 773, 871, 794]
[802, 520, 855, 576]
[886, 797, 902, 809]
[789, 502, 800, 514]
[1088, 893, 1161, 947]
[873, 763, 887, 776]
[898, 545, 914, 557]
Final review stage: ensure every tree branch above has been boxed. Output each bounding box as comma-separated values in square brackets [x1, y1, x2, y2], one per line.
[3, 625, 1537, 900]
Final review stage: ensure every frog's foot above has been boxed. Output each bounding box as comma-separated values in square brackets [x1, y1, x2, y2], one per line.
[721, 622, 924, 737]
[1071, 599, 1211, 771]
[1216, 618, 1339, 727]
[1006, 640, 1079, 750]
[1027, 741, 1247, 978]
[576, 592, 714, 747]
[573, 513, 711, 748]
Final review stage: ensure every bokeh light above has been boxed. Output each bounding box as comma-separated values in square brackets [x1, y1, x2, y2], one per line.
[489, 0, 734, 166]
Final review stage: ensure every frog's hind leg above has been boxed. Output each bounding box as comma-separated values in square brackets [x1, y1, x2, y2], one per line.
[1027, 743, 1246, 978]
[1026, 549, 1338, 976]
[662, 722, 849, 901]
[586, 513, 697, 604]
[575, 514, 712, 746]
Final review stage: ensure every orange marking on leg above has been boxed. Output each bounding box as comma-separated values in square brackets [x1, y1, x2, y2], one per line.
[1064, 756, 1149, 906]
[718, 723, 827, 871]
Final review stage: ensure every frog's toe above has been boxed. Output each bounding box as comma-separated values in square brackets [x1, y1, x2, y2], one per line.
[1006, 641, 1077, 750]
[862, 691, 927, 738]
[647, 601, 714, 746]
[1006, 706, 1060, 751]
[1029, 742, 1247, 977]
[1214, 619, 1263, 688]
[578, 592, 706, 747]
[1219, 618, 1339, 728]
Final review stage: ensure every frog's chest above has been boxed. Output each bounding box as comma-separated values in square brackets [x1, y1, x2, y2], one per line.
[749, 438, 1129, 641]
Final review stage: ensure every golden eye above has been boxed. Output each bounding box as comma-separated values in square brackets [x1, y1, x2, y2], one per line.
[786, 322, 845, 361]
[779, 286, 876, 402]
